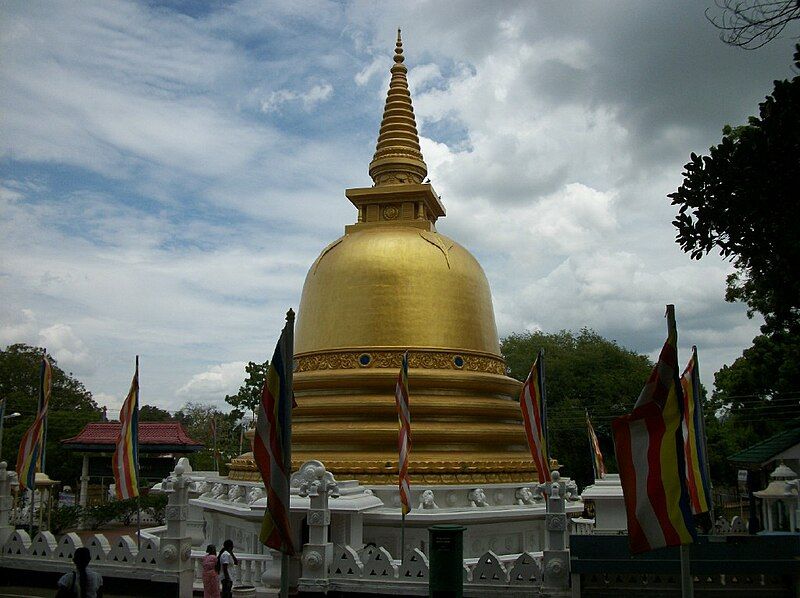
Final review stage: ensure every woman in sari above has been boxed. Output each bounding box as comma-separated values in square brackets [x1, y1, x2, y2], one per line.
[202, 544, 221, 598]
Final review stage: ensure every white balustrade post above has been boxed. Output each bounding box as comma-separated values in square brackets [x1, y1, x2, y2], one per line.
[540, 470, 570, 590]
[293, 460, 339, 593]
[0, 462, 13, 547]
[156, 463, 194, 598]
[79, 455, 90, 508]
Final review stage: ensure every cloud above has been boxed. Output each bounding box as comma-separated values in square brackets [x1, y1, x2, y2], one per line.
[0, 0, 792, 410]
[176, 362, 247, 406]
[260, 83, 334, 112]
[38, 323, 92, 372]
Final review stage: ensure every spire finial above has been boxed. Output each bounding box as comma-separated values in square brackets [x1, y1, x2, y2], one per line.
[395, 29, 404, 63]
[368, 30, 428, 186]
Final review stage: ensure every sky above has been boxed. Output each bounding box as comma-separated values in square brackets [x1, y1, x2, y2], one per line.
[1, 1, 797, 414]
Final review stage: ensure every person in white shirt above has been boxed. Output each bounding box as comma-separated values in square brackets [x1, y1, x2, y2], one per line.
[218, 538, 238, 598]
[57, 546, 103, 598]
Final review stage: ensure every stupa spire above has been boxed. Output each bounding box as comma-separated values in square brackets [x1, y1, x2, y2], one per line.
[369, 29, 428, 186]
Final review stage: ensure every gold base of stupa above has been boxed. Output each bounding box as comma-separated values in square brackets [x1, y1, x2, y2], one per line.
[226, 348, 539, 485]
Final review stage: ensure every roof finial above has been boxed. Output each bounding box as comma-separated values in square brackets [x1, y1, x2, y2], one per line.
[368, 29, 427, 187]
[395, 29, 403, 63]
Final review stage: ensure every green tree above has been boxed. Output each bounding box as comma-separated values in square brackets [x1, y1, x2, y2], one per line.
[139, 404, 173, 422]
[224, 360, 268, 420]
[669, 46, 800, 335]
[174, 402, 240, 473]
[501, 329, 653, 488]
[0, 344, 97, 414]
[704, 332, 800, 484]
[0, 344, 100, 486]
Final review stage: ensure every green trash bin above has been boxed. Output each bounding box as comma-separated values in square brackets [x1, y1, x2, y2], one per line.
[429, 524, 465, 598]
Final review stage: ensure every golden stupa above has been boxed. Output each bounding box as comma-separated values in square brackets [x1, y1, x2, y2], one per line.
[230, 31, 534, 485]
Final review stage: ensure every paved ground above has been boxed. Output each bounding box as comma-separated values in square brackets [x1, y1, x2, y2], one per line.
[0, 589, 144, 597]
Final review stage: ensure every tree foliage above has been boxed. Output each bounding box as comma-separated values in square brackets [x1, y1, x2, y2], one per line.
[224, 360, 268, 419]
[0, 344, 97, 413]
[0, 344, 100, 486]
[174, 402, 242, 473]
[139, 404, 174, 422]
[706, 0, 800, 49]
[704, 332, 800, 483]
[669, 46, 800, 335]
[501, 329, 653, 488]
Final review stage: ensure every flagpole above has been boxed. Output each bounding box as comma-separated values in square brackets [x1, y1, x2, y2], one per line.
[692, 346, 715, 526]
[40, 349, 48, 476]
[135, 355, 142, 553]
[540, 349, 549, 465]
[280, 309, 295, 598]
[669, 307, 693, 598]
[401, 510, 406, 563]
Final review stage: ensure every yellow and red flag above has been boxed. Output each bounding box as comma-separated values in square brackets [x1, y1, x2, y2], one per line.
[113, 362, 140, 499]
[612, 305, 695, 553]
[586, 411, 606, 481]
[394, 352, 412, 515]
[16, 356, 52, 490]
[520, 350, 550, 483]
[255, 322, 295, 554]
[680, 347, 711, 515]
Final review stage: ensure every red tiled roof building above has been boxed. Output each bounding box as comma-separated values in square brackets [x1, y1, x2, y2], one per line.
[63, 422, 203, 452]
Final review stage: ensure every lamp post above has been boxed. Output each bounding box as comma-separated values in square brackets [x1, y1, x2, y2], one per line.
[0, 412, 21, 462]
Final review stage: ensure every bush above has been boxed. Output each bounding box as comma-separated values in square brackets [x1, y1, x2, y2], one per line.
[50, 505, 83, 535]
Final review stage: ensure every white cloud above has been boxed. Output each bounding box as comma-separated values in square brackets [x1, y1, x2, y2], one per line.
[38, 323, 92, 372]
[176, 362, 248, 405]
[0, 1, 791, 412]
[260, 83, 334, 113]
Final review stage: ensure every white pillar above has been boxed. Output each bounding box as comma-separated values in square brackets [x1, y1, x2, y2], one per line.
[0, 462, 13, 546]
[79, 455, 90, 508]
[155, 463, 194, 598]
[295, 460, 339, 593]
[541, 471, 570, 590]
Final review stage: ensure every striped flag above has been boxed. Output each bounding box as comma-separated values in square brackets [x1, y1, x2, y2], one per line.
[680, 347, 711, 515]
[395, 352, 412, 515]
[520, 350, 551, 483]
[113, 363, 140, 499]
[255, 322, 295, 554]
[16, 356, 52, 490]
[612, 305, 695, 553]
[586, 411, 606, 481]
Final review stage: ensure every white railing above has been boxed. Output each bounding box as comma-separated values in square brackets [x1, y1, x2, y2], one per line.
[1, 528, 164, 579]
[326, 544, 544, 596]
[190, 549, 275, 591]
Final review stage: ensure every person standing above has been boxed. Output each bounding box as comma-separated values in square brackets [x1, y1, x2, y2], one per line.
[56, 546, 103, 598]
[202, 544, 221, 598]
[218, 538, 238, 598]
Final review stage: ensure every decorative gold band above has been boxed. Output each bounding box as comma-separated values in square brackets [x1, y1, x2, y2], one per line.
[294, 349, 507, 376]
[226, 454, 537, 485]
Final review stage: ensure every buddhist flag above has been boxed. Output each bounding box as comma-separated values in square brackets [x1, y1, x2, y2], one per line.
[113, 362, 140, 499]
[520, 350, 551, 483]
[586, 411, 606, 481]
[395, 352, 412, 515]
[255, 319, 295, 554]
[612, 305, 695, 553]
[16, 356, 52, 490]
[680, 347, 711, 515]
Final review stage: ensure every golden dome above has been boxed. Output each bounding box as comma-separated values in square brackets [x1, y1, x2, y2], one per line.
[295, 226, 500, 355]
[228, 31, 536, 486]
